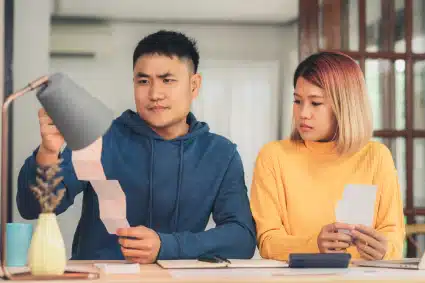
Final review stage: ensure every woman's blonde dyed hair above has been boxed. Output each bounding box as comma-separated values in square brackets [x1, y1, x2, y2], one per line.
[290, 51, 373, 155]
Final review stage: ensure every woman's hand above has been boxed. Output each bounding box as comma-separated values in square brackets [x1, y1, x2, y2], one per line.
[317, 222, 355, 253]
[351, 224, 388, 260]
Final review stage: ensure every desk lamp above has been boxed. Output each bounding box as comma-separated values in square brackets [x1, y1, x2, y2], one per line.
[1, 73, 113, 280]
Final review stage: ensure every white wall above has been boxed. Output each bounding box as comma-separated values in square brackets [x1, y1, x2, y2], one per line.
[280, 22, 298, 137]
[54, 0, 298, 23]
[193, 59, 280, 196]
[0, 0, 4, 187]
[12, 0, 52, 224]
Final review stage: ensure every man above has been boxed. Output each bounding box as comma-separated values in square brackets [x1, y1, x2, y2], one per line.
[17, 30, 256, 263]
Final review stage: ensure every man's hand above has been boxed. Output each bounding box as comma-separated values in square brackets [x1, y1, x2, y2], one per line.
[116, 226, 161, 264]
[317, 222, 354, 253]
[351, 224, 388, 260]
[36, 108, 65, 166]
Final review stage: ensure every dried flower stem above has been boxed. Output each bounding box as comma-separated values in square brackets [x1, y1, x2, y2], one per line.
[30, 159, 66, 213]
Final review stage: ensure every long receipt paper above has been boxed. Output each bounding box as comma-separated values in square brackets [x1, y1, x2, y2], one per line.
[72, 138, 130, 234]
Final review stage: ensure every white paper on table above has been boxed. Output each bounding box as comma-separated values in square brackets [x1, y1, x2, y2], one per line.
[72, 138, 106, 181]
[273, 268, 348, 277]
[91, 180, 130, 234]
[274, 267, 425, 280]
[94, 263, 140, 274]
[170, 269, 275, 278]
[172, 267, 425, 280]
[335, 184, 377, 230]
[341, 267, 425, 279]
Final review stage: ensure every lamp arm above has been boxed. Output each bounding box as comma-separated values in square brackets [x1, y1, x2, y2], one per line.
[1, 76, 48, 278]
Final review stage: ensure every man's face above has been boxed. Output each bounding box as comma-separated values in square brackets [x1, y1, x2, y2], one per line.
[133, 54, 201, 130]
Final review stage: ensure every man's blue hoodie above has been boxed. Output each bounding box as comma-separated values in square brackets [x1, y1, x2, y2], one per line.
[17, 110, 256, 260]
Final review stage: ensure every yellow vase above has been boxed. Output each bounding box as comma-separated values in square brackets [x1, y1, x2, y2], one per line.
[28, 213, 66, 275]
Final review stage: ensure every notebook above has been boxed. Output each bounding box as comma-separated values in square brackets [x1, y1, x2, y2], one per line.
[157, 259, 288, 269]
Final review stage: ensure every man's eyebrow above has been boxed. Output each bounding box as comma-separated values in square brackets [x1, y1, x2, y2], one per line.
[135, 72, 175, 79]
[157, 72, 174, 79]
[135, 72, 150, 78]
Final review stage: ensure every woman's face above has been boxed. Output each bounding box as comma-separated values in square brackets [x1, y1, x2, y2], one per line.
[293, 77, 337, 142]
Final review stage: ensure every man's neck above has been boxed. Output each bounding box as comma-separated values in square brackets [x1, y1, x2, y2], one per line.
[151, 121, 189, 140]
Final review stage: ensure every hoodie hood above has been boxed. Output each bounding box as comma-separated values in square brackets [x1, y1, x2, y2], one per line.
[116, 109, 209, 141]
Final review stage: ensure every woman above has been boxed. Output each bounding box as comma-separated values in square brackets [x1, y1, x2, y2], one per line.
[250, 51, 405, 261]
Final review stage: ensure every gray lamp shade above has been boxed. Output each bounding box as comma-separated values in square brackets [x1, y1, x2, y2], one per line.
[36, 72, 114, 151]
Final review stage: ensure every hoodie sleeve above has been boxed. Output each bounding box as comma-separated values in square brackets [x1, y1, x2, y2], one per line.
[157, 149, 256, 260]
[17, 146, 88, 220]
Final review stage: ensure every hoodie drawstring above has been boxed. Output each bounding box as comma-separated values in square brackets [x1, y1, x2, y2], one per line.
[149, 139, 154, 228]
[174, 141, 184, 231]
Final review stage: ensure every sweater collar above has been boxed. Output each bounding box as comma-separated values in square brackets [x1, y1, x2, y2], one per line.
[304, 140, 338, 155]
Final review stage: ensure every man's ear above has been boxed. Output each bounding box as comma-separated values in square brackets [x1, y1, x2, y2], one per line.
[190, 73, 202, 99]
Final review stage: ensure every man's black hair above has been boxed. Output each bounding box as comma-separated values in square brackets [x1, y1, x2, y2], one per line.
[133, 30, 200, 73]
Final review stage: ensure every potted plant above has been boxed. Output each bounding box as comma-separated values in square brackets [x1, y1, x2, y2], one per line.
[28, 159, 67, 275]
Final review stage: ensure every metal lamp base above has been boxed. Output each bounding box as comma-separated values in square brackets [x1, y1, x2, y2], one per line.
[1, 265, 100, 280]
[3, 271, 99, 280]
